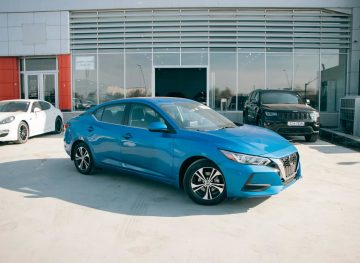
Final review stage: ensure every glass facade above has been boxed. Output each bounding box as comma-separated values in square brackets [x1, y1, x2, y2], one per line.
[72, 48, 348, 112]
[70, 8, 351, 112]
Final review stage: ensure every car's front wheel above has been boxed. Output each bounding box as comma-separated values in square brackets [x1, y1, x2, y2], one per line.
[16, 121, 29, 144]
[305, 134, 318, 142]
[184, 159, 226, 205]
[73, 142, 94, 174]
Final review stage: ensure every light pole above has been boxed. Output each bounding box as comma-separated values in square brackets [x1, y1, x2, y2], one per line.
[137, 64, 147, 95]
[304, 76, 318, 101]
[282, 69, 291, 90]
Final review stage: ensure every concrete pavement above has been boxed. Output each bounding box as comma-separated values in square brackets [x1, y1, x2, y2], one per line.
[0, 134, 359, 263]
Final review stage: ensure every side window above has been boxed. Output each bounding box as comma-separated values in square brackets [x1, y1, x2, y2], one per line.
[39, 101, 51, 111]
[93, 107, 104, 121]
[254, 92, 259, 102]
[129, 104, 165, 129]
[31, 102, 42, 112]
[99, 104, 126, 125]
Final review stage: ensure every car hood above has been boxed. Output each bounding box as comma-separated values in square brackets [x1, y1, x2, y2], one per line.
[0, 112, 26, 120]
[203, 125, 297, 158]
[262, 104, 315, 112]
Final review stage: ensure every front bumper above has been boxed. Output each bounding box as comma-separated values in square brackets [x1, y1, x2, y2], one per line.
[263, 121, 319, 136]
[0, 123, 18, 141]
[220, 154, 301, 198]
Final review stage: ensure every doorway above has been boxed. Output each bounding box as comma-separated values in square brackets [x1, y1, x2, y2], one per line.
[25, 73, 57, 106]
[155, 68, 207, 104]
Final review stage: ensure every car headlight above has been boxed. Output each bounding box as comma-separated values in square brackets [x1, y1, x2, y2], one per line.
[264, 111, 277, 117]
[310, 111, 319, 122]
[0, 116, 15, 124]
[220, 150, 271, 166]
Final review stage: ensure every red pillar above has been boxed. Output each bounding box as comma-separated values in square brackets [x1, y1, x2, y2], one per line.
[0, 57, 19, 101]
[58, 54, 71, 111]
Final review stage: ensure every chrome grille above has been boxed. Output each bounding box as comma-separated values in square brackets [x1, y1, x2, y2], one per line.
[272, 152, 299, 183]
[280, 153, 298, 180]
[278, 112, 310, 121]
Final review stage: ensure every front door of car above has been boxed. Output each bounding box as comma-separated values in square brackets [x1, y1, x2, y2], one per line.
[29, 101, 47, 135]
[119, 103, 174, 182]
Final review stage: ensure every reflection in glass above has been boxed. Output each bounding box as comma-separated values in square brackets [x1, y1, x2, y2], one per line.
[238, 52, 265, 110]
[72, 54, 97, 110]
[266, 53, 293, 90]
[126, 53, 152, 97]
[320, 53, 347, 112]
[154, 53, 180, 66]
[27, 75, 39, 99]
[98, 53, 124, 103]
[294, 54, 320, 109]
[210, 53, 236, 110]
[181, 52, 208, 65]
[25, 58, 57, 71]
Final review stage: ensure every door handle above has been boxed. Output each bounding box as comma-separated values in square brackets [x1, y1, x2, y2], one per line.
[88, 126, 94, 132]
[122, 132, 132, 140]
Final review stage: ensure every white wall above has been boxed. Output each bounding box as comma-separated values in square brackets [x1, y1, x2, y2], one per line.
[0, 0, 359, 12]
[0, 11, 69, 56]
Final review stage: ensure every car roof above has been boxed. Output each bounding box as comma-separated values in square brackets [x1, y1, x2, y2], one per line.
[0, 99, 41, 103]
[256, 89, 297, 93]
[104, 97, 195, 105]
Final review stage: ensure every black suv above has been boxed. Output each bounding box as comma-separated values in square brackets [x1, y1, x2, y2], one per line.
[243, 89, 320, 142]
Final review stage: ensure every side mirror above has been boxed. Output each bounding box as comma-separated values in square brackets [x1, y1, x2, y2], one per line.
[251, 98, 257, 104]
[33, 107, 41, 113]
[148, 122, 168, 132]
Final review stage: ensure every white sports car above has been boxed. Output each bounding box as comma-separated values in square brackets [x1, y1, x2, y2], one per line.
[0, 99, 63, 144]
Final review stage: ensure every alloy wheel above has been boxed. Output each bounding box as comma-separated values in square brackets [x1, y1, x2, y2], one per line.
[75, 146, 90, 172]
[190, 167, 225, 201]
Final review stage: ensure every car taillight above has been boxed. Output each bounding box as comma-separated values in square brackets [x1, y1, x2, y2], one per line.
[64, 123, 70, 130]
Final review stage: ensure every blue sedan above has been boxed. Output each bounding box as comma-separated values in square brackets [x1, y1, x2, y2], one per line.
[64, 97, 301, 205]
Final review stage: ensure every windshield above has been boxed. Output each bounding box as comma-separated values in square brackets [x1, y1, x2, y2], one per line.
[160, 101, 236, 131]
[0, 101, 30, 112]
[261, 92, 302, 104]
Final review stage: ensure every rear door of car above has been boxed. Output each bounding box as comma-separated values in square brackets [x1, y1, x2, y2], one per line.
[39, 101, 53, 132]
[118, 103, 175, 183]
[88, 103, 129, 167]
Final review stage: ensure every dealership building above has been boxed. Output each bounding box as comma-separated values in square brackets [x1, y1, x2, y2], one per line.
[0, 0, 359, 127]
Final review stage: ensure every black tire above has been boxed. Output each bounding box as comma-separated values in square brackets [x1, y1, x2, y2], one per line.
[305, 134, 318, 142]
[243, 110, 248, 124]
[183, 159, 226, 205]
[54, 117, 63, 134]
[16, 121, 29, 144]
[73, 142, 94, 175]
[257, 117, 264, 127]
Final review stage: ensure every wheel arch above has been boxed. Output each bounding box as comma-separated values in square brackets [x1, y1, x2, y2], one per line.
[178, 156, 218, 189]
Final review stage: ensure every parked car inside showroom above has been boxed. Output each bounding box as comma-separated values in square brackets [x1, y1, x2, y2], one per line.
[64, 97, 301, 205]
[243, 89, 320, 142]
[0, 99, 63, 144]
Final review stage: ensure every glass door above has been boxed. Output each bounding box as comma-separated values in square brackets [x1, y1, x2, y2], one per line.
[43, 74, 56, 106]
[25, 73, 58, 107]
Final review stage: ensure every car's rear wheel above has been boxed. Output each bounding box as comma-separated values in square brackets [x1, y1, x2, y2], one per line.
[73, 142, 94, 174]
[54, 117, 63, 134]
[184, 159, 226, 205]
[16, 121, 29, 144]
[305, 134, 318, 142]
